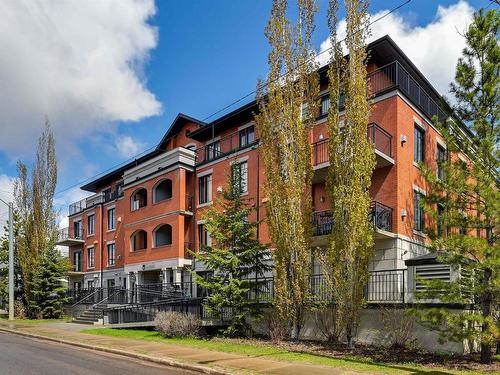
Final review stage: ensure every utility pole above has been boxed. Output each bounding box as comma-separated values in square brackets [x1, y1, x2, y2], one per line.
[0, 199, 14, 321]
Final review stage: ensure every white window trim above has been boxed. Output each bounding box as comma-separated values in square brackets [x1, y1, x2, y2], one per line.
[412, 185, 427, 196]
[197, 168, 213, 178]
[436, 137, 447, 150]
[238, 122, 254, 131]
[413, 116, 427, 131]
[204, 137, 221, 146]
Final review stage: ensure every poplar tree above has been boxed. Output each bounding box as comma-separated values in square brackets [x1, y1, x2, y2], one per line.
[255, 0, 320, 338]
[415, 9, 499, 364]
[320, 0, 375, 347]
[14, 119, 59, 317]
[192, 171, 271, 337]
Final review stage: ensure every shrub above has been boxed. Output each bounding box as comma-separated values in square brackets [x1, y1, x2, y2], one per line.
[154, 311, 201, 338]
[262, 309, 288, 343]
[313, 306, 342, 343]
[380, 308, 416, 349]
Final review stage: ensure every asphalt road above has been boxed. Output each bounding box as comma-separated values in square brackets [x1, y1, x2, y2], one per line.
[0, 331, 198, 375]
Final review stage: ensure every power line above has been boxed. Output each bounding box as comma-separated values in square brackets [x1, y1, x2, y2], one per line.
[54, 0, 412, 198]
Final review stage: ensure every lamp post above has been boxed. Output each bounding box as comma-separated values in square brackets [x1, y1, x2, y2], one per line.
[0, 198, 14, 321]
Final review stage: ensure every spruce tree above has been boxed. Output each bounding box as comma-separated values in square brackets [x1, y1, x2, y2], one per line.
[29, 246, 70, 319]
[415, 9, 499, 364]
[192, 170, 271, 337]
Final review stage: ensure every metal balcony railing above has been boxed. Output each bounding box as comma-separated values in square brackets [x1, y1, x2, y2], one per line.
[68, 186, 123, 216]
[312, 122, 393, 166]
[57, 226, 84, 242]
[367, 61, 447, 123]
[312, 201, 393, 236]
[195, 128, 258, 165]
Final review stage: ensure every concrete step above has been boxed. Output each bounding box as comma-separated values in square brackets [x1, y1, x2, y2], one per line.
[72, 319, 96, 325]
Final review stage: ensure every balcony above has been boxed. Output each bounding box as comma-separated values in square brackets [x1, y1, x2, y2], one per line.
[56, 227, 85, 246]
[195, 127, 258, 165]
[312, 123, 394, 183]
[311, 201, 393, 244]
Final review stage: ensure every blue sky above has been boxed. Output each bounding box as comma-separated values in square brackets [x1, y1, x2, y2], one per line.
[0, 0, 491, 222]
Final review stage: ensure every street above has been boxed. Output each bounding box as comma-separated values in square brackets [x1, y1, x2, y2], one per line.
[0, 331, 198, 375]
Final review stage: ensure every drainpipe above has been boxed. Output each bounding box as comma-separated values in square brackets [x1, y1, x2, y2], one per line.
[100, 202, 104, 289]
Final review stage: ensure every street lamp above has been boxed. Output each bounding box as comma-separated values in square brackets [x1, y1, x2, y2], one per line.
[0, 198, 14, 321]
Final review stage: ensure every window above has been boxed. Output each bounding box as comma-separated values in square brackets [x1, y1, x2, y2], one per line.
[414, 125, 425, 163]
[153, 179, 172, 203]
[414, 190, 424, 233]
[232, 161, 248, 194]
[437, 203, 445, 237]
[131, 188, 147, 211]
[205, 140, 220, 161]
[301, 103, 309, 120]
[87, 280, 94, 290]
[198, 223, 212, 251]
[154, 224, 172, 247]
[320, 96, 330, 117]
[107, 208, 115, 230]
[130, 230, 147, 252]
[87, 214, 95, 235]
[437, 145, 446, 180]
[87, 247, 95, 269]
[199, 174, 212, 204]
[107, 243, 115, 266]
[239, 126, 255, 148]
[73, 251, 82, 272]
[73, 220, 83, 239]
[117, 182, 124, 197]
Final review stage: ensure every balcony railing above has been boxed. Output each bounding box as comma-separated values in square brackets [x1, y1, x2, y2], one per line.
[68, 187, 123, 216]
[195, 128, 258, 165]
[312, 122, 393, 167]
[367, 61, 447, 123]
[312, 201, 393, 236]
[57, 226, 84, 242]
[371, 201, 393, 232]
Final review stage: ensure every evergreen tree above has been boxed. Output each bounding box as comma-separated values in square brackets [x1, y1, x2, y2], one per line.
[415, 9, 499, 364]
[192, 171, 271, 337]
[320, 0, 375, 347]
[29, 246, 70, 318]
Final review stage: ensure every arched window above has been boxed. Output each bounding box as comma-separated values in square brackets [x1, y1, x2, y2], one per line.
[153, 224, 172, 247]
[153, 179, 172, 203]
[131, 230, 147, 251]
[131, 188, 147, 211]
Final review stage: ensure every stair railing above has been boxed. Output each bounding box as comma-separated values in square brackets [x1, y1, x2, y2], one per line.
[71, 288, 103, 319]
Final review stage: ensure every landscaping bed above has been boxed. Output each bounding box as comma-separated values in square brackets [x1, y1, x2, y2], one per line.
[81, 328, 499, 374]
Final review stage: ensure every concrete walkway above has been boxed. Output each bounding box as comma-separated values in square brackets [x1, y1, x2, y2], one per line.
[0, 321, 364, 375]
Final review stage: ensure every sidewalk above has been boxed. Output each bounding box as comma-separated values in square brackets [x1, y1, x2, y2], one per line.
[0, 321, 361, 375]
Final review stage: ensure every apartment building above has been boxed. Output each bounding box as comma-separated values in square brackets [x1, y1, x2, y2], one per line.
[58, 35, 472, 303]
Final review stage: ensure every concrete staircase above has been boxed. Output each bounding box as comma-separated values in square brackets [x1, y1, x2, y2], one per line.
[72, 304, 107, 325]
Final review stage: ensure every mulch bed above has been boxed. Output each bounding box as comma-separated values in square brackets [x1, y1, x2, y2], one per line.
[215, 337, 500, 373]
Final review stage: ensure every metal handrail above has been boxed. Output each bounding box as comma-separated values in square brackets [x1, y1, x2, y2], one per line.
[71, 288, 101, 308]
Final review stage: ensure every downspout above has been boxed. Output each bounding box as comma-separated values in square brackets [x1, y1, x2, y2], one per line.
[100, 202, 104, 289]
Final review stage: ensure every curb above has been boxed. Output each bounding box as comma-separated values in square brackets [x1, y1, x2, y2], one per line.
[0, 327, 231, 375]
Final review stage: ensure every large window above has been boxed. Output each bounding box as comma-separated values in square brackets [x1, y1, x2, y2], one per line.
[153, 179, 172, 203]
[107, 208, 115, 230]
[130, 230, 147, 252]
[437, 204, 445, 237]
[87, 247, 95, 269]
[414, 190, 424, 233]
[199, 174, 212, 204]
[232, 161, 248, 194]
[437, 145, 446, 180]
[153, 224, 172, 247]
[73, 251, 82, 272]
[87, 214, 95, 236]
[131, 188, 147, 211]
[239, 126, 255, 148]
[205, 141, 220, 161]
[414, 125, 425, 163]
[107, 243, 115, 266]
[73, 220, 83, 239]
[320, 96, 330, 117]
[198, 223, 212, 251]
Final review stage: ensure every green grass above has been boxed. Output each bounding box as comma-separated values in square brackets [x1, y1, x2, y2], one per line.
[80, 328, 488, 374]
[0, 317, 70, 324]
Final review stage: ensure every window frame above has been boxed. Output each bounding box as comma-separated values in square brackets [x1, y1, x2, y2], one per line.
[153, 179, 173, 204]
[239, 126, 255, 148]
[107, 243, 116, 266]
[232, 161, 248, 194]
[87, 214, 95, 236]
[198, 174, 212, 205]
[198, 223, 212, 252]
[414, 125, 425, 163]
[87, 247, 95, 269]
[153, 224, 173, 247]
[107, 208, 115, 231]
[204, 140, 221, 161]
[413, 190, 425, 233]
[437, 145, 446, 180]
[319, 95, 331, 118]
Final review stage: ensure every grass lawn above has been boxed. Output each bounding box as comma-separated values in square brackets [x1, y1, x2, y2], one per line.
[81, 328, 491, 374]
[0, 317, 70, 324]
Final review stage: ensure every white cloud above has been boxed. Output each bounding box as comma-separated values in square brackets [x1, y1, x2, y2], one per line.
[318, 1, 475, 96]
[114, 135, 145, 159]
[0, 0, 161, 158]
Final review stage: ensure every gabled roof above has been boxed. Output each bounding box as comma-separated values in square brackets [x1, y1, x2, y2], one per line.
[156, 113, 206, 151]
